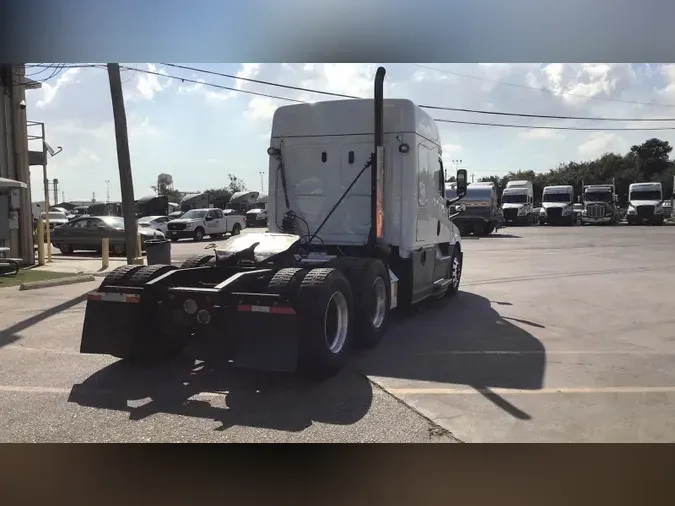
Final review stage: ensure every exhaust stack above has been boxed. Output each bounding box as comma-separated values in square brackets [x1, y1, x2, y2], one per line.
[370, 66, 386, 247]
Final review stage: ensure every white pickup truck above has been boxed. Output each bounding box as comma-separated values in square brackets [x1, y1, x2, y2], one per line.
[166, 208, 244, 242]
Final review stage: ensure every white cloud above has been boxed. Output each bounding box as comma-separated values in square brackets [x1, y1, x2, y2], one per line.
[518, 129, 565, 141]
[36, 68, 80, 108]
[134, 64, 170, 100]
[177, 77, 235, 103]
[578, 132, 625, 159]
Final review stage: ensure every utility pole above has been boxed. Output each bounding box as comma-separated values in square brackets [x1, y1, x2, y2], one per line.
[53, 178, 59, 205]
[41, 123, 52, 262]
[105, 180, 110, 202]
[259, 171, 264, 193]
[107, 63, 138, 265]
[471, 173, 475, 183]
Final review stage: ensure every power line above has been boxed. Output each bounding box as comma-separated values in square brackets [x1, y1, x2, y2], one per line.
[26, 63, 675, 132]
[161, 63, 356, 100]
[433, 118, 675, 131]
[414, 63, 675, 109]
[116, 65, 304, 103]
[162, 63, 675, 122]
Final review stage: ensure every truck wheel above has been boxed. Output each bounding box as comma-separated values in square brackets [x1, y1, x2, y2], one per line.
[180, 254, 214, 269]
[445, 246, 463, 298]
[266, 267, 309, 305]
[231, 223, 242, 235]
[128, 264, 178, 287]
[296, 268, 353, 379]
[193, 227, 205, 242]
[99, 265, 143, 287]
[348, 259, 390, 349]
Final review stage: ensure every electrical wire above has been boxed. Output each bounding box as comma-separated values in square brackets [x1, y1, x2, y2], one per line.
[160, 63, 675, 123]
[432, 118, 675, 131]
[20, 63, 675, 131]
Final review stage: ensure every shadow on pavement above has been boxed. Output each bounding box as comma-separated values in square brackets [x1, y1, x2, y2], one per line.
[68, 353, 373, 433]
[0, 293, 89, 349]
[354, 292, 546, 420]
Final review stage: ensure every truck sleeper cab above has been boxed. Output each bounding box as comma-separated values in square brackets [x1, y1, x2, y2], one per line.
[539, 185, 575, 225]
[626, 182, 665, 225]
[79, 67, 469, 379]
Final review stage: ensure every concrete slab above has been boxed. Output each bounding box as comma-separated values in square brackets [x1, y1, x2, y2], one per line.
[356, 225, 675, 442]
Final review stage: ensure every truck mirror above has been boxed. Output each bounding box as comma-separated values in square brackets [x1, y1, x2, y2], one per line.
[456, 169, 468, 198]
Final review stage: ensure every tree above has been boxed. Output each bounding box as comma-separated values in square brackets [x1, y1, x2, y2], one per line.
[472, 137, 675, 204]
[630, 138, 672, 179]
[227, 174, 247, 193]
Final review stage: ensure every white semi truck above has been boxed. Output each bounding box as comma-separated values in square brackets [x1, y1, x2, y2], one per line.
[581, 184, 619, 225]
[79, 67, 469, 379]
[501, 180, 536, 225]
[626, 182, 665, 225]
[538, 185, 576, 225]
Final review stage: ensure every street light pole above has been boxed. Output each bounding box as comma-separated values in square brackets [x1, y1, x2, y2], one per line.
[259, 172, 264, 193]
[41, 122, 52, 262]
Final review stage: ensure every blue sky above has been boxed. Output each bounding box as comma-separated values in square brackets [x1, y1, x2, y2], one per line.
[24, 63, 675, 203]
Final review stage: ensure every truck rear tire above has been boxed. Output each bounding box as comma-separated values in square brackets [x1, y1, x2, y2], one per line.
[127, 264, 178, 287]
[123, 264, 186, 363]
[180, 254, 214, 269]
[266, 267, 309, 305]
[193, 227, 205, 242]
[295, 268, 353, 379]
[99, 265, 144, 287]
[231, 223, 242, 235]
[346, 259, 390, 349]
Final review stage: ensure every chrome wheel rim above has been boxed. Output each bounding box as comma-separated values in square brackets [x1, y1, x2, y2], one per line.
[371, 276, 387, 329]
[325, 291, 349, 354]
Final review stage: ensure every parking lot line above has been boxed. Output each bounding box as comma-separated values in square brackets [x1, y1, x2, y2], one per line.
[414, 350, 674, 356]
[386, 386, 675, 395]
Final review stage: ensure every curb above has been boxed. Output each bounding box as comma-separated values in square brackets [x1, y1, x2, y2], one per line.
[19, 275, 96, 291]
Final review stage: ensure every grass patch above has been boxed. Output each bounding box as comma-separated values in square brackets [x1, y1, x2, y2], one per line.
[0, 269, 79, 288]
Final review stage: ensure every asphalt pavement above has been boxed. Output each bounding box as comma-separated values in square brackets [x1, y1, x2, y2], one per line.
[3, 224, 675, 442]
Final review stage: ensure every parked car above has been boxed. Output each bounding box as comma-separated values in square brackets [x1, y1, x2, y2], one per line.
[138, 215, 171, 235]
[39, 211, 69, 239]
[166, 208, 244, 242]
[51, 215, 165, 256]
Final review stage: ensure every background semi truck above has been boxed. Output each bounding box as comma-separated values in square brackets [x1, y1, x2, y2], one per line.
[626, 182, 665, 225]
[79, 67, 469, 379]
[581, 184, 619, 225]
[539, 185, 576, 225]
[501, 180, 536, 225]
[446, 181, 502, 236]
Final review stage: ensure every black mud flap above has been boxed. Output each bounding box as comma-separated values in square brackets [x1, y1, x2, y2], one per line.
[80, 292, 142, 358]
[232, 300, 300, 373]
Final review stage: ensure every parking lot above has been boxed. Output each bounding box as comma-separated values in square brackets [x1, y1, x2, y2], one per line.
[2, 224, 675, 442]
